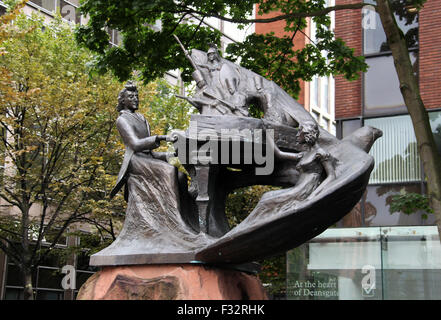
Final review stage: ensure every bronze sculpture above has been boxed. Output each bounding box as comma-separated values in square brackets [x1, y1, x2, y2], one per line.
[90, 43, 382, 268]
[98, 82, 212, 264]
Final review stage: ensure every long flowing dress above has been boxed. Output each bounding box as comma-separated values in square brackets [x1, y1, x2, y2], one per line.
[97, 111, 212, 260]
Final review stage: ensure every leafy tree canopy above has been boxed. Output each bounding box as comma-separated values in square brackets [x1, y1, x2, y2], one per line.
[75, 0, 374, 98]
[0, 11, 125, 265]
[0, 9, 197, 298]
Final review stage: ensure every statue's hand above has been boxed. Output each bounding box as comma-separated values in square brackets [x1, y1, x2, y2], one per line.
[166, 134, 179, 143]
[315, 151, 330, 161]
[293, 152, 304, 161]
[156, 135, 168, 143]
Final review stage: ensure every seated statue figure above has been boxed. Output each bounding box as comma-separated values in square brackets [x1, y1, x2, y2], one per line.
[106, 82, 210, 257]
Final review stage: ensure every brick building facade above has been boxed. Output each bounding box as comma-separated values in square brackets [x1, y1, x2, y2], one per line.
[255, 1, 337, 135]
[255, 1, 441, 300]
[334, 0, 440, 228]
[419, 0, 441, 110]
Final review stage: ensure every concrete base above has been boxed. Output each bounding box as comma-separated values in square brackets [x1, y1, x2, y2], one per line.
[77, 264, 268, 300]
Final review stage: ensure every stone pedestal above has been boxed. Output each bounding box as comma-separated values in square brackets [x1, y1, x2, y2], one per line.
[77, 264, 268, 300]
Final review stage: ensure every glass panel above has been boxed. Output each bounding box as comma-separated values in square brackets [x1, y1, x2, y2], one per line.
[76, 271, 94, 288]
[38, 248, 67, 267]
[287, 227, 383, 300]
[310, 76, 318, 109]
[29, 0, 56, 11]
[35, 290, 63, 300]
[364, 53, 418, 113]
[364, 184, 424, 227]
[113, 30, 121, 46]
[43, 228, 67, 246]
[319, 117, 328, 130]
[6, 264, 22, 286]
[365, 115, 421, 183]
[320, 77, 329, 113]
[330, 123, 336, 136]
[4, 288, 24, 300]
[6, 263, 37, 287]
[310, 20, 317, 43]
[287, 226, 441, 300]
[105, 28, 121, 45]
[341, 119, 361, 139]
[363, 3, 418, 54]
[37, 267, 64, 289]
[76, 251, 97, 271]
[381, 226, 441, 299]
[65, 0, 79, 5]
[429, 111, 441, 157]
[365, 56, 401, 110]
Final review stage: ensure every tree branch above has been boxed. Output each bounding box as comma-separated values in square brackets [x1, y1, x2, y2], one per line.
[178, 3, 371, 25]
[0, 236, 22, 264]
[1, 187, 23, 209]
[0, 225, 21, 238]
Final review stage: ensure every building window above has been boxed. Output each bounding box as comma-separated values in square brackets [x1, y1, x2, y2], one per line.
[310, 75, 335, 134]
[106, 27, 121, 47]
[362, 1, 419, 116]
[340, 118, 362, 139]
[29, 0, 56, 12]
[363, 1, 418, 55]
[364, 53, 417, 113]
[429, 112, 441, 157]
[28, 1, 82, 24]
[366, 114, 421, 184]
[2, 232, 99, 300]
[337, 111, 441, 228]
[4, 245, 68, 300]
[366, 111, 441, 184]
[309, 2, 336, 136]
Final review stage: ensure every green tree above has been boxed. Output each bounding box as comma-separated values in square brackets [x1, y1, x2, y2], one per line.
[75, 0, 366, 99]
[76, 0, 441, 237]
[0, 0, 27, 45]
[0, 12, 150, 300]
[147, 79, 197, 135]
[390, 189, 433, 220]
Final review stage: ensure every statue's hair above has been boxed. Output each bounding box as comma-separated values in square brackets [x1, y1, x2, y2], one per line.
[117, 81, 138, 111]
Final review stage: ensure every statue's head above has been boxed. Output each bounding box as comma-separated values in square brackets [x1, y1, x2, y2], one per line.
[117, 81, 139, 112]
[207, 44, 220, 63]
[298, 122, 319, 146]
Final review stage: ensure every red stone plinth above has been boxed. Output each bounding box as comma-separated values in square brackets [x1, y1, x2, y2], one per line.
[77, 264, 268, 300]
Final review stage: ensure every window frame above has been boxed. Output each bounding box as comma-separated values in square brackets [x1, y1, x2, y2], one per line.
[26, 1, 82, 25]
[361, 4, 419, 117]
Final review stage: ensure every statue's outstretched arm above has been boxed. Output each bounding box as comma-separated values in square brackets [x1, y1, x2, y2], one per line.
[151, 151, 177, 162]
[267, 133, 303, 162]
[116, 116, 159, 152]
